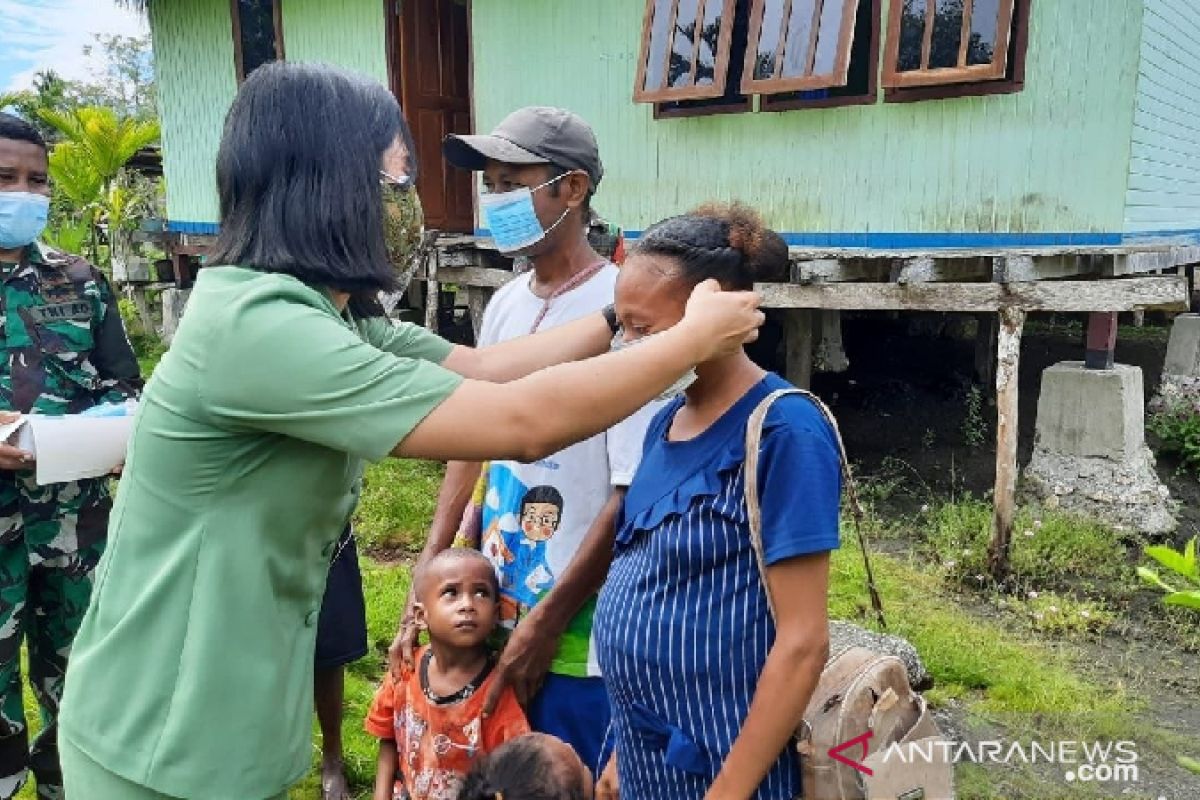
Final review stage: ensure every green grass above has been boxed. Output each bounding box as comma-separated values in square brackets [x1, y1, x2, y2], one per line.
[921, 499, 1133, 592]
[14, 333, 1183, 798]
[354, 458, 445, 553]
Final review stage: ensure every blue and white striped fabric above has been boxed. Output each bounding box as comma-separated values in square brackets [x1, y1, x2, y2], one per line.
[595, 373, 840, 800]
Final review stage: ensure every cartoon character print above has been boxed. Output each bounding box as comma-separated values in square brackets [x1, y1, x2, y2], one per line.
[480, 467, 565, 627]
[513, 485, 562, 605]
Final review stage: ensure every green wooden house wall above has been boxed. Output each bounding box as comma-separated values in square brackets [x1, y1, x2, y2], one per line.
[150, 0, 389, 232]
[147, 0, 1200, 247]
[473, 0, 1144, 246]
[1124, 0, 1200, 238]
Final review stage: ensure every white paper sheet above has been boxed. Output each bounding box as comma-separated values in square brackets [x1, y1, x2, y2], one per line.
[0, 413, 134, 485]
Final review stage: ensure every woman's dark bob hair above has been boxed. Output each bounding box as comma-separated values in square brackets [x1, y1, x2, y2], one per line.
[209, 62, 415, 292]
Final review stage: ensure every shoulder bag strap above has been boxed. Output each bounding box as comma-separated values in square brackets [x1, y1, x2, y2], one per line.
[744, 388, 886, 629]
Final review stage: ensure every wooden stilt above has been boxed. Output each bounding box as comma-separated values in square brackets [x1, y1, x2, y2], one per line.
[988, 307, 1026, 581]
[466, 287, 489, 342]
[784, 309, 814, 389]
[1084, 311, 1118, 370]
[974, 312, 998, 385]
[424, 248, 440, 333]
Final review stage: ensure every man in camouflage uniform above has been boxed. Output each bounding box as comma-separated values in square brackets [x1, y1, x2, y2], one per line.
[0, 113, 140, 800]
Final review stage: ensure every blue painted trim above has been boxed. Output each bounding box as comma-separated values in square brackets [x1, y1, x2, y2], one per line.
[166, 220, 220, 235]
[476, 228, 1132, 248]
[1123, 228, 1200, 245]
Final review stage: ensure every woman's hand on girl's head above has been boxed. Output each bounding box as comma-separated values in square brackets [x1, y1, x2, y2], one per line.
[679, 279, 764, 361]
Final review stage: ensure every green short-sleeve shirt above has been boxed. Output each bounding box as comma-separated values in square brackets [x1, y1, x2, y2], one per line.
[59, 267, 461, 799]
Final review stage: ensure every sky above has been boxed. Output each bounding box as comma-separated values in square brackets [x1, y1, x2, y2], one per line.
[0, 0, 148, 92]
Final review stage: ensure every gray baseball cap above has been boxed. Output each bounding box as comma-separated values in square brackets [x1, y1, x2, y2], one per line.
[444, 106, 604, 186]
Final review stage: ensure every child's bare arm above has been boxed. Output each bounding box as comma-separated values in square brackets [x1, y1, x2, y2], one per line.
[374, 739, 399, 800]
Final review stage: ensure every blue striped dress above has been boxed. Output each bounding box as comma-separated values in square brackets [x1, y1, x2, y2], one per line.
[595, 374, 841, 800]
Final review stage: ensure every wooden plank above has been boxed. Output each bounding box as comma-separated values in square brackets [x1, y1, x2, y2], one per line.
[891, 256, 993, 283]
[1108, 246, 1200, 275]
[755, 276, 1189, 312]
[991, 254, 1101, 282]
[793, 258, 891, 283]
[987, 306, 1025, 581]
[414, 265, 514, 289]
[785, 244, 1187, 260]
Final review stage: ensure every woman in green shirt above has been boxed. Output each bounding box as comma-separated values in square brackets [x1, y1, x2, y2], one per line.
[57, 63, 762, 800]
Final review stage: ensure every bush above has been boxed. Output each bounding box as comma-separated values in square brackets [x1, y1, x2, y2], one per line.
[1148, 382, 1200, 475]
[1138, 537, 1200, 611]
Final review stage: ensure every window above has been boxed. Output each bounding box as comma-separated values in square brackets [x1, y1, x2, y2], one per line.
[761, 0, 880, 112]
[232, 0, 284, 82]
[637, 0, 875, 117]
[634, 0, 740, 103]
[882, 0, 1015, 88]
[741, 0, 861, 94]
[655, 1, 754, 118]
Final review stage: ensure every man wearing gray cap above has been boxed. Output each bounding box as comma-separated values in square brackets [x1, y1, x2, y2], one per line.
[391, 106, 657, 774]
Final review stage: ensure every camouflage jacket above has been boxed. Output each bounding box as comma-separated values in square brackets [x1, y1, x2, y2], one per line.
[0, 244, 141, 416]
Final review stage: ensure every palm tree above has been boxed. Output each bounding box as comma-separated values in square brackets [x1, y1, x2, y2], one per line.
[38, 107, 160, 264]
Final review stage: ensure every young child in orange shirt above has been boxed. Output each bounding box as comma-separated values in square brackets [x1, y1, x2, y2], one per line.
[366, 549, 529, 800]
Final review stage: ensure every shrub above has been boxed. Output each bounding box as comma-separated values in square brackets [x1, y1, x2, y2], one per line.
[1148, 382, 1200, 475]
[1138, 537, 1200, 611]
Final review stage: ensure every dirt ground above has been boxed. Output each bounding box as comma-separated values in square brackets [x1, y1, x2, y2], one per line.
[796, 312, 1199, 799]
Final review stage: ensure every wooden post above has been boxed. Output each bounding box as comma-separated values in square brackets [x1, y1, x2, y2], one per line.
[784, 309, 814, 389]
[424, 247, 440, 333]
[974, 312, 998, 385]
[988, 306, 1026, 581]
[1084, 311, 1118, 370]
[465, 287, 490, 342]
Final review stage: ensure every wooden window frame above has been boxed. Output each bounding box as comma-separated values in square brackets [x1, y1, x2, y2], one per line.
[231, 0, 285, 84]
[653, 95, 754, 119]
[634, 0, 739, 104]
[741, 0, 862, 95]
[761, 0, 881, 112]
[884, 0, 1030, 102]
[882, 0, 1016, 89]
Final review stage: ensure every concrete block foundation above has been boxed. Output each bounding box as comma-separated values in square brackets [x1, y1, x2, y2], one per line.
[1022, 361, 1175, 536]
[161, 288, 191, 344]
[1153, 314, 1200, 413]
[1163, 314, 1200, 377]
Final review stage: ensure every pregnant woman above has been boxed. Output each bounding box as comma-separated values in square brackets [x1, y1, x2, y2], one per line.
[595, 204, 841, 800]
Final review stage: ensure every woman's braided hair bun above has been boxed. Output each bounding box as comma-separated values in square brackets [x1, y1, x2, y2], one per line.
[693, 201, 789, 283]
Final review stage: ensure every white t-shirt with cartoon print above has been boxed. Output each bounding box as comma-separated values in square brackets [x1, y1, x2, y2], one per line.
[477, 264, 658, 678]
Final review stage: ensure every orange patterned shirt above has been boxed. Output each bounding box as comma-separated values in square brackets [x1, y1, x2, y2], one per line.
[366, 646, 530, 800]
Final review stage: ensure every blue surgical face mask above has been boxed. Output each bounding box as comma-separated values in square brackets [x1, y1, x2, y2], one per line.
[0, 192, 50, 250]
[479, 173, 571, 254]
[610, 329, 698, 402]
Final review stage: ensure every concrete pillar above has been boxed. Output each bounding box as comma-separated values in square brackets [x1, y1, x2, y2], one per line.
[814, 311, 850, 373]
[1163, 313, 1200, 377]
[784, 310, 814, 390]
[1034, 363, 1143, 461]
[161, 288, 191, 344]
[1022, 361, 1174, 536]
